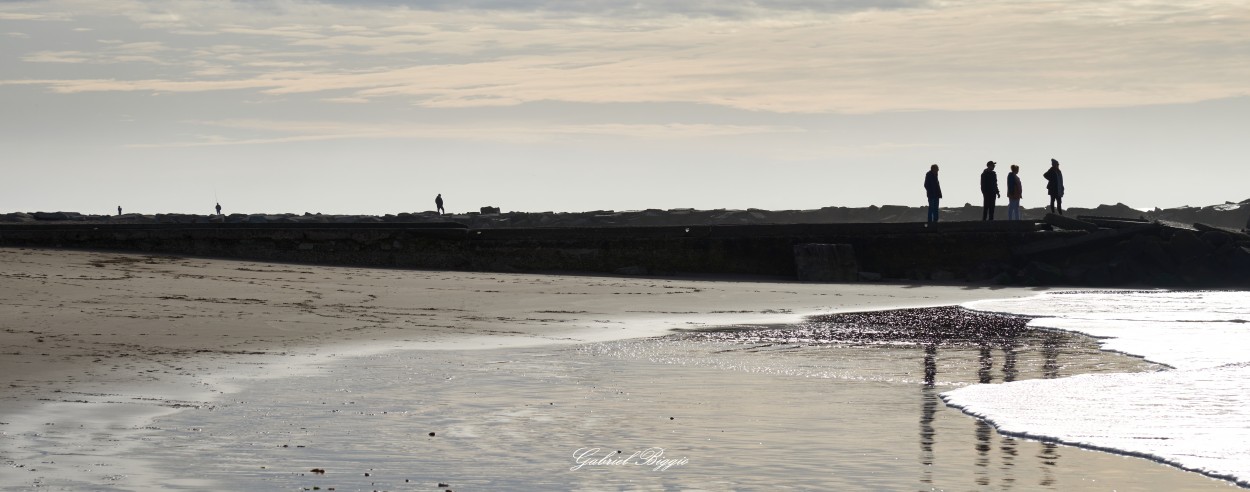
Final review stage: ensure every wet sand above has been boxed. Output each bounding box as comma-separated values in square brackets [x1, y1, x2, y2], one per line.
[0, 247, 1231, 489]
[0, 247, 1038, 415]
[123, 318, 1239, 490]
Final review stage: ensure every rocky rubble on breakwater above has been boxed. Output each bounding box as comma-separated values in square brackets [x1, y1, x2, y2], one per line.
[1001, 214, 1250, 287]
[4, 200, 1249, 230]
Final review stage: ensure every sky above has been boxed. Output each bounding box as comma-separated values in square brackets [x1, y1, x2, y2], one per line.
[2, 0, 1249, 215]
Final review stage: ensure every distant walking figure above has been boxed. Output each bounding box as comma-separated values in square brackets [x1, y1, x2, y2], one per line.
[1043, 159, 1064, 215]
[924, 164, 942, 224]
[435, 194, 445, 215]
[980, 161, 1000, 221]
[1007, 165, 1022, 220]
[215, 202, 222, 215]
[117, 206, 122, 216]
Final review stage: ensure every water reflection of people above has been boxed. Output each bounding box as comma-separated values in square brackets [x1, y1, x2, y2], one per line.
[975, 344, 994, 486]
[1041, 332, 1061, 380]
[924, 343, 937, 386]
[1038, 332, 1063, 486]
[913, 325, 1051, 489]
[1002, 341, 1018, 383]
[978, 343, 994, 384]
[919, 343, 937, 486]
[1000, 341, 1019, 484]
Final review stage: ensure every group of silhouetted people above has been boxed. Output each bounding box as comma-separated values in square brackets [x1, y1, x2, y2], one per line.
[925, 159, 1065, 224]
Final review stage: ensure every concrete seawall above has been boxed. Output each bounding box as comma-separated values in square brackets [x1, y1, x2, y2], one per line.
[0, 221, 1063, 282]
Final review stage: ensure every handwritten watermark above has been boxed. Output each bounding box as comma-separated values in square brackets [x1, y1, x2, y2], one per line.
[571, 447, 689, 472]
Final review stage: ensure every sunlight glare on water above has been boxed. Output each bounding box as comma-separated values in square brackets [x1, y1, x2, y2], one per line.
[116, 303, 1241, 490]
[949, 290, 1250, 487]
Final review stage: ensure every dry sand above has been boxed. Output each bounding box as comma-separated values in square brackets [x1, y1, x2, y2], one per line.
[0, 247, 1041, 485]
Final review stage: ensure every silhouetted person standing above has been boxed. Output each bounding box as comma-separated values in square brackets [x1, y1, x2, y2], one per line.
[435, 194, 445, 215]
[1007, 164, 1022, 220]
[924, 164, 942, 224]
[1043, 159, 1064, 215]
[980, 161, 1000, 221]
[215, 202, 222, 215]
[117, 206, 122, 216]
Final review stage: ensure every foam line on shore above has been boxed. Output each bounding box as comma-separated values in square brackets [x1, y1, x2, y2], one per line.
[946, 291, 1250, 488]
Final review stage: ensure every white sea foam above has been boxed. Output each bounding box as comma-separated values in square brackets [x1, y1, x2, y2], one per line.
[945, 290, 1250, 487]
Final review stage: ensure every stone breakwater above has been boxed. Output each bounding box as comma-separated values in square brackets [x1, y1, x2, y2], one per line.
[2, 215, 1247, 287]
[4, 199, 1249, 230]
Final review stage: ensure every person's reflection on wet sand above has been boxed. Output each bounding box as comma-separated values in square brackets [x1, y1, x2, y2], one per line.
[976, 343, 994, 486]
[919, 343, 938, 485]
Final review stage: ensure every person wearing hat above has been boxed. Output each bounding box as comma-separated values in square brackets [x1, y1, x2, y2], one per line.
[1043, 159, 1064, 215]
[980, 161, 1000, 221]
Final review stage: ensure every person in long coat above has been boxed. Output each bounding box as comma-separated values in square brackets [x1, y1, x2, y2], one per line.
[924, 164, 942, 224]
[1043, 159, 1064, 215]
[980, 161, 1000, 221]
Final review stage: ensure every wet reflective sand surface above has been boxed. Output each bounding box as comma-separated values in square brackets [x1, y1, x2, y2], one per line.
[122, 308, 1239, 490]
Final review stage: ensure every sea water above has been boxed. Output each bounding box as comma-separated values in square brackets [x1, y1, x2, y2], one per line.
[83, 298, 1239, 490]
[947, 290, 1250, 487]
[7, 292, 1245, 490]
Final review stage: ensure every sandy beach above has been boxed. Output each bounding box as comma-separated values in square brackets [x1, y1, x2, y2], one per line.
[0, 246, 1041, 411]
[5, 247, 1238, 490]
[0, 247, 1039, 484]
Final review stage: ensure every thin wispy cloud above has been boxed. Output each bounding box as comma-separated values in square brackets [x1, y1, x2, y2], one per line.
[0, 12, 49, 21]
[22, 50, 90, 63]
[3, 0, 1248, 113]
[123, 118, 804, 147]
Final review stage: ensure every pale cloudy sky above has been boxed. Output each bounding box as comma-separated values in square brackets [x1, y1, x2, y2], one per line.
[2, 0, 1248, 215]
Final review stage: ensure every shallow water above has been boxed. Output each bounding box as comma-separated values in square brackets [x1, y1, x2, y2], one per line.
[94, 314, 1240, 491]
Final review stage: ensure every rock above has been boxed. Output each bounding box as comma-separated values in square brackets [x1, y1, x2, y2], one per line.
[1229, 246, 1250, 273]
[1167, 229, 1213, 261]
[1043, 213, 1099, 232]
[0, 213, 35, 223]
[1201, 231, 1231, 248]
[1022, 261, 1064, 285]
[32, 212, 74, 221]
[1120, 233, 1171, 267]
[480, 206, 501, 215]
[1079, 215, 1150, 229]
[1195, 223, 1250, 242]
